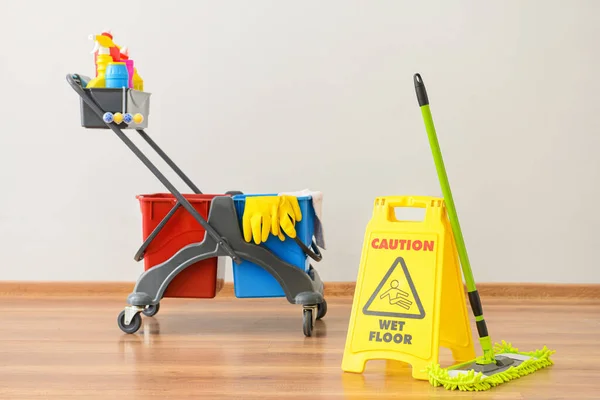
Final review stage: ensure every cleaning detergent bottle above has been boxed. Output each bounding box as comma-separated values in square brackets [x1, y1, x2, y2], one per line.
[105, 62, 129, 88]
[119, 47, 134, 88]
[120, 45, 143, 91]
[87, 34, 117, 88]
[92, 31, 117, 75]
[132, 68, 144, 91]
[87, 53, 112, 88]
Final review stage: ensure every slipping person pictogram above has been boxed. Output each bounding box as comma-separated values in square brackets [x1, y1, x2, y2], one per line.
[362, 257, 426, 319]
[379, 280, 413, 310]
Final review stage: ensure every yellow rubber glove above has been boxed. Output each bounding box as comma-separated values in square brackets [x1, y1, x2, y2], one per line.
[242, 196, 280, 245]
[274, 195, 303, 241]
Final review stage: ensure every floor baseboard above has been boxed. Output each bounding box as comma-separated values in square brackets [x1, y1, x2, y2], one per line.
[0, 281, 598, 299]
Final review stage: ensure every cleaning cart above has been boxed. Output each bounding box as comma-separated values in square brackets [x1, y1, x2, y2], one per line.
[66, 73, 327, 337]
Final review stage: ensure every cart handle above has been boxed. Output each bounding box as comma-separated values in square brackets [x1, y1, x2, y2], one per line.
[134, 201, 182, 262]
[131, 133, 245, 261]
[136, 129, 202, 194]
[66, 73, 242, 264]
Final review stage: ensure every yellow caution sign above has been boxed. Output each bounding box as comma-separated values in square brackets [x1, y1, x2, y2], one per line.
[341, 196, 475, 380]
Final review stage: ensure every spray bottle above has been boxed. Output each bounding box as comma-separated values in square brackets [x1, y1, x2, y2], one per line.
[91, 31, 126, 74]
[119, 46, 135, 88]
[87, 33, 118, 88]
[120, 46, 144, 91]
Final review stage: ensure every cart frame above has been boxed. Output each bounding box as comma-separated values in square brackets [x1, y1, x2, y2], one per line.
[66, 73, 327, 337]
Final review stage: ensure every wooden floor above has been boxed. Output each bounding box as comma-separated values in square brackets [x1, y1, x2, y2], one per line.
[0, 295, 598, 399]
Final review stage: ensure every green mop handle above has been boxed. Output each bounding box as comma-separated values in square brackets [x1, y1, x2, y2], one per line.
[414, 73, 495, 364]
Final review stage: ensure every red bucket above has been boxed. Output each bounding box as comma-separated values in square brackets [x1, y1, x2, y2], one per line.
[137, 193, 225, 298]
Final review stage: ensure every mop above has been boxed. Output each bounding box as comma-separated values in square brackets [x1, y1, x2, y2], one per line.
[413, 73, 555, 391]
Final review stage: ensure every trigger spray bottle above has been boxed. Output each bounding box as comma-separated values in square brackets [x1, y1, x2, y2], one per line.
[87, 33, 117, 88]
[120, 46, 144, 91]
[119, 47, 135, 88]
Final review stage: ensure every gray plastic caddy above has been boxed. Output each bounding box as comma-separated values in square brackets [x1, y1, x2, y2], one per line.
[77, 76, 151, 130]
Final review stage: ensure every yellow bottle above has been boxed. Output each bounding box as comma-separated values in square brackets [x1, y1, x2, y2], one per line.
[132, 68, 144, 91]
[87, 54, 113, 88]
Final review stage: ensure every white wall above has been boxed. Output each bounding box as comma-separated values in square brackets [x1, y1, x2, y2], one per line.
[0, 0, 598, 284]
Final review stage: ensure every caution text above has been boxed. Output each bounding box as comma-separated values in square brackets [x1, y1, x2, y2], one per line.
[368, 319, 412, 345]
[371, 238, 434, 252]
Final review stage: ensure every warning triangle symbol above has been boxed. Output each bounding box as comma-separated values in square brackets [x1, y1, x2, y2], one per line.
[362, 257, 426, 319]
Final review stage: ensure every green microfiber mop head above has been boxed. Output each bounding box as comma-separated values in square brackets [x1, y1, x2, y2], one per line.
[426, 341, 556, 391]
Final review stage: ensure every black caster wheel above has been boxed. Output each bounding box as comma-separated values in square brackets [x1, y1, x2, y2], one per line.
[142, 303, 160, 317]
[303, 308, 314, 337]
[117, 310, 142, 334]
[317, 299, 327, 320]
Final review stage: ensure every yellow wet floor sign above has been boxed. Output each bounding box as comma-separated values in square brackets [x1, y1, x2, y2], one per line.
[341, 196, 475, 380]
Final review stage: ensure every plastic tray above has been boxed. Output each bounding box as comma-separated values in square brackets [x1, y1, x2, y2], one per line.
[80, 87, 150, 129]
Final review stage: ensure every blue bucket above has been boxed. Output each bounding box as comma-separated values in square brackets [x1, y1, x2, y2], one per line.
[105, 62, 129, 88]
[232, 194, 315, 298]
